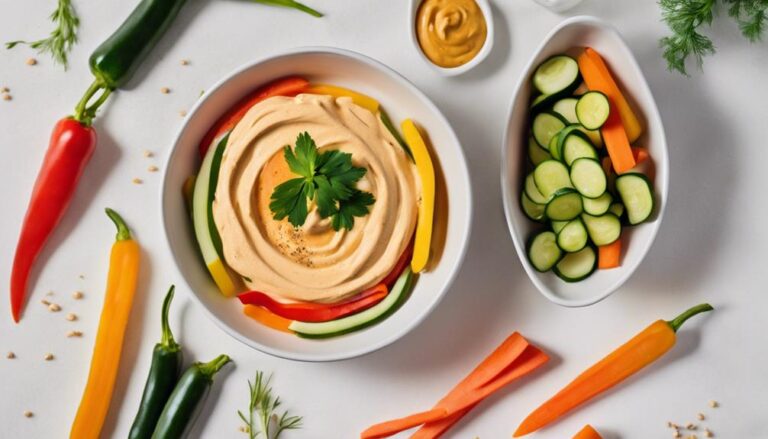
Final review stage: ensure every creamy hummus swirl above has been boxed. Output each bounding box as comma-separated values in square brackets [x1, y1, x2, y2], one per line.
[213, 94, 419, 303]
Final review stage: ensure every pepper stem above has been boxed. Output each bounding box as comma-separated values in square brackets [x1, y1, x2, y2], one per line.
[198, 354, 231, 378]
[73, 79, 105, 125]
[160, 286, 179, 349]
[667, 303, 714, 332]
[105, 208, 132, 241]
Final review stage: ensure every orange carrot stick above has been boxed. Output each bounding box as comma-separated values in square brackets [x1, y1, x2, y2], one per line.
[599, 105, 636, 174]
[514, 304, 714, 437]
[578, 48, 642, 143]
[243, 305, 293, 333]
[360, 408, 447, 439]
[598, 239, 621, 269]
[573, 424, 603, 439]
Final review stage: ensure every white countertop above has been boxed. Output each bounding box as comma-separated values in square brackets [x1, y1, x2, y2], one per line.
[1, 0, 765, 437]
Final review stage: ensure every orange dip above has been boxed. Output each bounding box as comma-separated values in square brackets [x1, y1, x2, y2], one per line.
[416, 0, 487, 68]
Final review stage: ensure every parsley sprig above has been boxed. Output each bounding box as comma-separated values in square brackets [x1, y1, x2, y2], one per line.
[238, 372, 302, 439]
[659, 0, 768, 75]
[6, 0, 80, 69]
[269, 132, 375, 231]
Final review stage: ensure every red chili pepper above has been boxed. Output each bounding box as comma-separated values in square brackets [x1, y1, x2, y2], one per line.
[238, 284, 388, 323]
[11, 118, 97, 322]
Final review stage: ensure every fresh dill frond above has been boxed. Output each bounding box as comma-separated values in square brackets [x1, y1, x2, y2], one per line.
[6, 0, 80, 69]
[238, 371, 303, 439]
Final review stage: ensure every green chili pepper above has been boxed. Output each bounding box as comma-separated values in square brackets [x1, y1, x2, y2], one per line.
[89, 0, 188, 90]
[151, 354, 231, 439]
[128, 286, 183, 439]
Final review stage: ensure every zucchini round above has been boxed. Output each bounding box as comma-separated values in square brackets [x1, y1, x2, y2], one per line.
[553, 246, 597, 282]
[533, 55, 581, 95]
[527, 231, 562, 272]
[570, 158, 607, 199]
[545, 188, 583, 221]
[576, 91, 611, 130]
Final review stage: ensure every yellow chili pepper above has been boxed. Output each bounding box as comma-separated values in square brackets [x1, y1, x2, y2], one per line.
[401, 119, 435, 273]
[305, 83, 380, 113]
[70, 208, 140, 439]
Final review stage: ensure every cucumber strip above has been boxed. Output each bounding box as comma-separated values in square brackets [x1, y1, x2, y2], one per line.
[553, 97, 579, 124]
[576, 91, 611, 129]
[532, 112, 567, 148]
[533, 160, 573, 198]
[553, 246, 597, 282]
[545, 188, 583, 221]
[557, 218, 588, 252]
[615, 173, 655, 225]
[528, 136, 552, 166]
[583, 192, 612, 216]
[527, 231, 562, 272]
[608, 202, 625, 218]
[570, 158, 607, 199]
[582, 213, 621, 246]
[551, 220, 568, 234]
[291, 269, 414, 338]
[533, 55, 581, 95]
[525, 173, 549, 204]
[193, 133, 230, 266]
[521, 192, 546, 222]
[562, 132, 598, 166]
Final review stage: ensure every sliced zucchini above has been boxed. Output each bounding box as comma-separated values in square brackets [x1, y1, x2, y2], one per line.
[554, 246, 597, 282]
[528, 136, 552, 166]
[583, 192, 612, 216]
[533, 55, 581, 95]
[608, 202, 625, 218]
[557, 218, 588, 252]
[551, 220, 568, 234]
[576, 91, 611, 130]
[533, 160, 573, 198]
[562, 131, 598, 166]
[525, 173, 549, 204]
[570, 158, 607, 199]
[545, 189, 583, 221]
[615, 173, 655, 225]
[527, 231, 562, 272]
[548, 135, 561, 161]
[521, 192, 546, 222]
[582, 213, 621, 246]
[532, 112, 567, 148]
[553, 97, 578, 124]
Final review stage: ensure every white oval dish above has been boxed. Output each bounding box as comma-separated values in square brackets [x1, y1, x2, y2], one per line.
[500, 16, 669, 307]
[161, 47, 472, 361]
[409, 0, 495, 76]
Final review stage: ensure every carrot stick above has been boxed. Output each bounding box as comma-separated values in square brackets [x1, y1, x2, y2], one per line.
[631, 147, 649, 164]
[242, 305, 293, 333]
[598, 239, 621, 269]
[573, 424, 603, 439]
[360, 408, 446, 439]
[578, 48, 642, 143]
[411, 405, 475, 439]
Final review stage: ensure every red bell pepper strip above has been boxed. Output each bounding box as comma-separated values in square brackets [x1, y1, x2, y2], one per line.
[198, 76, 309, 157]
[11, 116, 101, 322]
[238, 284, 388, 323]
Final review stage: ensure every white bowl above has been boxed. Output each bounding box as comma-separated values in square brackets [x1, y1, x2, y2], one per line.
[500, 16, 669, 307]
[408, 0, 495, 76]
[161, 47, 472, 361]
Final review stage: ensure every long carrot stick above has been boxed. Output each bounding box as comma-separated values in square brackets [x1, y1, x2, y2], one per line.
[514, 304, 714, 437]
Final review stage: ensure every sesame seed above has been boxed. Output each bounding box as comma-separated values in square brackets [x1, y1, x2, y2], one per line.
[72, 291, 84, 300]
[148, 165, 159, 172]
[696, 413, 705, 421]
[1, 87, 9, 93]
[2, 94, 11, 101]
[48, 303, 61, 312]
[26, 58, 37, 65]
[686, 423, 697, 430]
[40, 299, 51, 306]
[179, 110, 187, 117]
[673, 431, 681, 439]
[709, 400, 718, 408]
[24, 411, 33, 418]
[143, 150, 154, 158]
[7, 351, 15, 359]
[181, 59, 190, 66]
[67, 330, 83, 338]
[44, 353, 54, 361]
[686, 435, 697, 439]
[66, 313, 77, 321]
[704, 429, 713, 438]
[46, 291, 54, 296]
[160, 87, 171, 94]
[132, 178, 143, 185]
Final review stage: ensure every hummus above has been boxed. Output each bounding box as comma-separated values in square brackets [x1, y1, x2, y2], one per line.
[416, 0, 487, 68]
[213, 94, 420, 303]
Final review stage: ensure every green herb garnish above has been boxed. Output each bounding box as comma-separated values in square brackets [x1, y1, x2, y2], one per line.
[6, 0, 80, 69]
[238, 372, 303, 439]
[250, 0, 324, 18]
[269, 132, 375, 231]
[659, 0, 767, 75]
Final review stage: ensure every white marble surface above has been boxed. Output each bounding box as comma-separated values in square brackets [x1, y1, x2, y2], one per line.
[1, 0, 765, 437]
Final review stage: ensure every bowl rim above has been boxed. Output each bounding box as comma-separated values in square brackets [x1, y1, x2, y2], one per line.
[160, 46, 473, 361]
[499, 15, 669, 307]
[408, 0, 495, 77]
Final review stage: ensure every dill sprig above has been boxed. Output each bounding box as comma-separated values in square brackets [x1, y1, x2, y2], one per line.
[238, 372, 303, 439]
[6, 0, 80, 69]
[659, 0, 768, 75]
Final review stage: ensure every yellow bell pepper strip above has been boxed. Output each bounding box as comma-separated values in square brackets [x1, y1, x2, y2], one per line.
[70, 209, 140, 439]
[514, 303, 714, 437]
[401, 119, 435, 273]
[305, 83, 380, 113]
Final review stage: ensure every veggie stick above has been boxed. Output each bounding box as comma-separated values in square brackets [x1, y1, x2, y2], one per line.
[70, 209, 140, 439]
[401, 119, 435, 273]
[305, 84, 380, 113]
[573, 424, 603, 439]
[598, 239, 621, 269]
[578, 48, 642, 143]
[514, 304, 714, 437]
[243, 305, 294, 333]
[598, 106, 635, 174]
